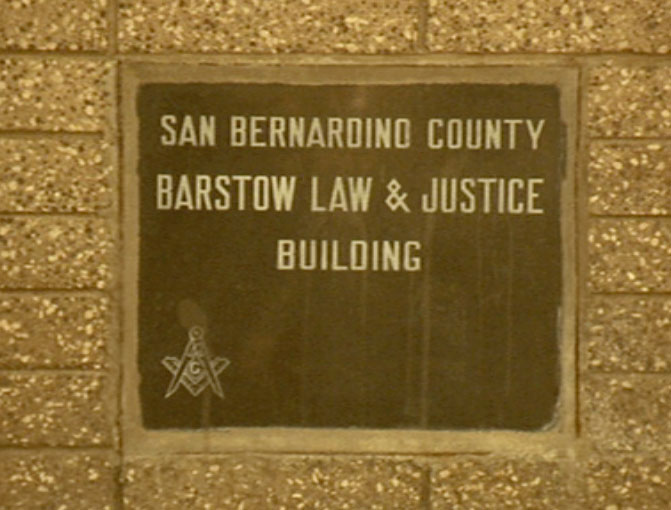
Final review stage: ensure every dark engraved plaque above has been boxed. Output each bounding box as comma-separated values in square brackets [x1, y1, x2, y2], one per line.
[136, 77, 565, 430]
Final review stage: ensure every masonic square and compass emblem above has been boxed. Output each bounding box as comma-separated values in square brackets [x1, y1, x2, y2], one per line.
[162, 325, 230, 398]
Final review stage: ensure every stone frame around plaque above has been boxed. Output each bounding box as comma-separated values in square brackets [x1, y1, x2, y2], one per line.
[121, 62, 577, 455]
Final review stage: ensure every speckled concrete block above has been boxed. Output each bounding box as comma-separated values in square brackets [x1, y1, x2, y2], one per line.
[589, 219, 671, 292]
[428, 1, 671, 53]
[589, 142, 671, 215]
[0, 373, 111, 446]
[586, 296, 671, 372]
[123, 456, 423, 510]
[118, 0, 417, 53]
[0, 217, 113, 289]
[430, 457, 570, 510]
[581, 374, 671, 452]
[0, 59, 111, 132]
[0, 138, 113, 212]
[0, 0, 108, 51]
[589, 64, 671, 137]
[579, 456, 671, 509]
[0, 294, 109, 369]
[0, 453, 115, 510]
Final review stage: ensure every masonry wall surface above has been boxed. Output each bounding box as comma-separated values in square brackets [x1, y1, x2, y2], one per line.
[1, 1, 671, 509]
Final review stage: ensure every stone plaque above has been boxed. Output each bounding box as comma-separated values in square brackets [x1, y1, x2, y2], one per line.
[132, 68, 568, 431]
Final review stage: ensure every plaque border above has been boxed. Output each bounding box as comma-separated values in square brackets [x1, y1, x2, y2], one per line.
[121, 63, 577, 455]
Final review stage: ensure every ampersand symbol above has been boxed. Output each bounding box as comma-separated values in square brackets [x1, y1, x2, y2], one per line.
[385, 179, 411, 212]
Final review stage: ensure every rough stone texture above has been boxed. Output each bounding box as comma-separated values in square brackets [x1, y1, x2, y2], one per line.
[580, 456, 671, 509]
[581, 374, 671, 452]
[589, 64, 671, 138]
[123, 456, 423, 510]
[586, 295, 671, 373]
[0, 217, 113, 289]
[118, 0, 417, 53]
[0, 0, 108, 51]
[0, 453, 115, 510]
[0, 59, 111, 132]
[0, 373, 111, 446]
[428, 1, 671, 53]
[0, 294, 109, 369]
[0, 138, 113, 212]
[430, 457, 570, 510]
[589, 218, 671, 292]
[589, 142, 671, 215]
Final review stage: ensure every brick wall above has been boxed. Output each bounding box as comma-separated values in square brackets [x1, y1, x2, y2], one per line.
[1, 1, 670, 508]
